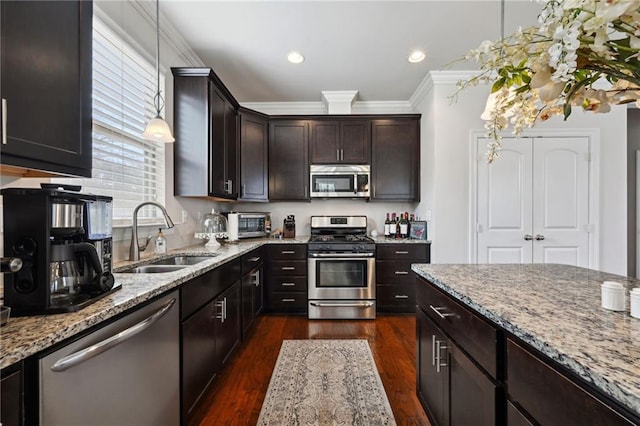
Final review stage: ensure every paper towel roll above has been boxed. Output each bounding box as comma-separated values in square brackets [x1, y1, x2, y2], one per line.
[227, 213, 239, 241]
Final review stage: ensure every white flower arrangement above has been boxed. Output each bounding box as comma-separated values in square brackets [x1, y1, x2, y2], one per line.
[458, 0, 640, 162]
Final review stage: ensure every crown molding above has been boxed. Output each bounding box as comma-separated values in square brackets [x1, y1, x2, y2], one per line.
[429, 70, 480, 84]
[351, 101, 415, 114]
[240, 102, 328, 115]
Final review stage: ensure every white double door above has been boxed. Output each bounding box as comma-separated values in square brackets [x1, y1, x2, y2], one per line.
[476, 136, 590, 266]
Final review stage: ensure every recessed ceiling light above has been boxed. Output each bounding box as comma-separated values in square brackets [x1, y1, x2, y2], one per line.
[408, 50, 426, 64]
[287, 51, 305, 64]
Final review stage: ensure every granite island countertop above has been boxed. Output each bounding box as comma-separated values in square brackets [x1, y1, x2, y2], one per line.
[411, 263, 640, 418]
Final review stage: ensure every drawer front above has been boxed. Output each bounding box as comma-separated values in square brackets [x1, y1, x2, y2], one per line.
[376, 244, 428, 260]
[417, 276, 498, 379]
[270, 260, 307, 276]
[376, 284, 415, 312]
[266, 292, 308, 311]
[376, 260, 415, 284]
[269, 244, 307, 260]
[507, 339, 637, 426]
[267, 276, 307, 293]
[242, 247, 264, 274]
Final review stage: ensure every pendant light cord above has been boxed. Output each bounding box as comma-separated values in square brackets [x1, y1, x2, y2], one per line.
[154, 0, 164, 118]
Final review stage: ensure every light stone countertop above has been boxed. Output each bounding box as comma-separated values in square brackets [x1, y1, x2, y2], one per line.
[412, 263, 640, 418]
[0, 235, 426, 369]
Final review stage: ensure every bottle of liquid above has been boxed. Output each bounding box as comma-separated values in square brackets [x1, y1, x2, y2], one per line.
[400, 213, 409, 238]
[395, 213, 402, 239]
[155, 228, 167, 254]
[384, 213, 391, 237]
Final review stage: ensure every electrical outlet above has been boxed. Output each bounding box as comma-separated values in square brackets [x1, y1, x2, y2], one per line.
[182, 210, 188, 224]
[425, 209, 432, 221]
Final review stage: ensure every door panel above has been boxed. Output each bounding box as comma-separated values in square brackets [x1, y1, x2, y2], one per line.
[477, 138, 533, 263]
[533, 138, 589, 266]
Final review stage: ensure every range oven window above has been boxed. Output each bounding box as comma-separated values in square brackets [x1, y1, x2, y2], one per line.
[314, 260, 368, 288]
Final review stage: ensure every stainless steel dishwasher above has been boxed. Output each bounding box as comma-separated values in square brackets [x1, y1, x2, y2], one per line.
[39, 291, 180, 425]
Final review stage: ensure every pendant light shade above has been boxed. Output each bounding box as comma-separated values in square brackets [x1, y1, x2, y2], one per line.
[142, 0, 174, 143]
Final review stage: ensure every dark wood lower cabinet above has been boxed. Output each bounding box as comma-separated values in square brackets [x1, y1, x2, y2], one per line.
[1, 367, 22, 426]
[417, 308, 497, 426]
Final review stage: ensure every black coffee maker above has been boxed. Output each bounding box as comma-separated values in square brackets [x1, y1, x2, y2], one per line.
[2, 185, 118, 315]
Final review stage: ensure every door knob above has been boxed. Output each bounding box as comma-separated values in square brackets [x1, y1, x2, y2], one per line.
[535, 234, 545, 241]
[524, 234, 533, 241]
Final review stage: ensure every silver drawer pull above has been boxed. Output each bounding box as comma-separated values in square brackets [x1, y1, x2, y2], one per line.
[248, 257, 261, 262]
[429, 305, 454, 319]
[282, 298, 296, 302]
[2, 98, 7, 145]
[395, 251, 409, 255]
[281, 282, 296, 286]
[395, 271, 409, 275]
[394, 295, 409, 299]
[51, 298, 176, 372]
[281, 250, 295, 254]
[282, 266, 295, 271]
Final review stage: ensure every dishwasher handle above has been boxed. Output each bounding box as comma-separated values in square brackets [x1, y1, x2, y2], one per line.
[51, 298, 176, 372]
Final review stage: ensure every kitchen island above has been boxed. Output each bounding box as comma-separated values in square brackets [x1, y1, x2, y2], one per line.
[412, 263, 640, 425]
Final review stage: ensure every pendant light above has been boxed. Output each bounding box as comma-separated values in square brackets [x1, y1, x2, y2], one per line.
[480, 0, 506, 120]
[142, 0, 175, 143]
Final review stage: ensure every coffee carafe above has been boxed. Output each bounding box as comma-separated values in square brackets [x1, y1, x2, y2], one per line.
[1, 185, 119, 316]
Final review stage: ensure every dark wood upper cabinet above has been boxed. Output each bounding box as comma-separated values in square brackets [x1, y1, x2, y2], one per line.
[172, 68, 238, 199]
[269, 120, 309, 200]
[309, 119, 370, 164]
[371, 118, 420, 201]
[0, 0, 92, 177]
[239, 109, 269, 201]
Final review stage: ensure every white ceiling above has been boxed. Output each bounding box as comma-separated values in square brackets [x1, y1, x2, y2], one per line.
[160, 1, 543, 103]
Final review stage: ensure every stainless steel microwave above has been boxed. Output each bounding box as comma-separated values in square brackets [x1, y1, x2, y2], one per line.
[309, 165, 370, 198]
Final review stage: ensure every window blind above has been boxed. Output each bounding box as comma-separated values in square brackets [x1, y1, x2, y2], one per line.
[55, 18, 166, 225]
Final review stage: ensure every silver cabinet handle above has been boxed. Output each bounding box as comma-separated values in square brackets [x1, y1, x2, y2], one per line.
[310, 252, 374, 258]
[524, 234, 533, 241]
[248, 257, 261, 262]
[337, 149, 340, 161]
[282, 266, 295, 271]
[2, 98, 6, 145]
[431, 335, 436, 366]
[395, 251, 409, 255]
[429, 305, 454, 319]
[435, 340, 448, 373]
[535, 234, 545, 241]
[394, 295, 409, 299]
[224, 180, 233, 194]
[282, 298, 296, 302]
[241, 184, 246, 197]
[252, 271, 260, 287]
[281, 250, 295, 254]
[51, 298, 176, 372]
[340, 149, 344, 161]
[223, 297, 227, 322]
[395, 271, 409, 275]
[281, 282, 296, 287]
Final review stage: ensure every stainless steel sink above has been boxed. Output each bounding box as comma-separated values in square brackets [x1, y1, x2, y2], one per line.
[149, 255, 217, 266]
[120, 265, 188, 274]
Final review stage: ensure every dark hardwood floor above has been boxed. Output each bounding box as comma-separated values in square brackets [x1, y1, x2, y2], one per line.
[192, 314, 430, 426]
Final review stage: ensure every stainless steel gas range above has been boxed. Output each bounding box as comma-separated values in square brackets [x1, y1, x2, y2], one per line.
[307, 216, 376, 319]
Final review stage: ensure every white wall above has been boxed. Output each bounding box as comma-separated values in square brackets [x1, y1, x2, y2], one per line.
[415, 71, 628, 275]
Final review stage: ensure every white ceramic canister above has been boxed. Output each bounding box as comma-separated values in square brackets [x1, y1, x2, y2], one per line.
[601, 281, 626, 312]
[630, 288, 640, 319]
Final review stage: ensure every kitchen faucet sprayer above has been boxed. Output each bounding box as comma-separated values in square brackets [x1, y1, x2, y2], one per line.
[129, 202, 175, 261]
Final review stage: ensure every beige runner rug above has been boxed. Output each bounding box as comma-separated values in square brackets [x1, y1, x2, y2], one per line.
[257, 339, 397, 425]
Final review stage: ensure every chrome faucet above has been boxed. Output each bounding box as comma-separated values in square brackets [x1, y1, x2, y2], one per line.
[129, 202, 175, 261]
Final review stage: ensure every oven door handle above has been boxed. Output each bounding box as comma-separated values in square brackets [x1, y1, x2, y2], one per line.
[310, 301, 375, 308]
[308, 253, 374, 258]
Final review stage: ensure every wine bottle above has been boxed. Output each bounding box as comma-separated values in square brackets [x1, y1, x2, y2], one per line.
[395, 213, 402, 238]
[384, 213, 391, 237]
[400, 213, 409, 238]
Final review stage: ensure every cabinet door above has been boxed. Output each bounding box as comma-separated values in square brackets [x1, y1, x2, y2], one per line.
[1, 0, 92, 177]
[448, 339, 497, 426]
[224, 101, 238, 198]
[417, 308, 449, 426]
[182, 299, 218, 418]
[309, 121, 340, 163]
[215, 281, 241, 367]
[340, 120, 370, 163]
[239, 111, 268, 201]
[269, 120, 309, 200]
[252, 266, 264, 317]
[1, 368, 22, 426]
[371, 119, 420, 201]
[209, 88, 227, 197]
